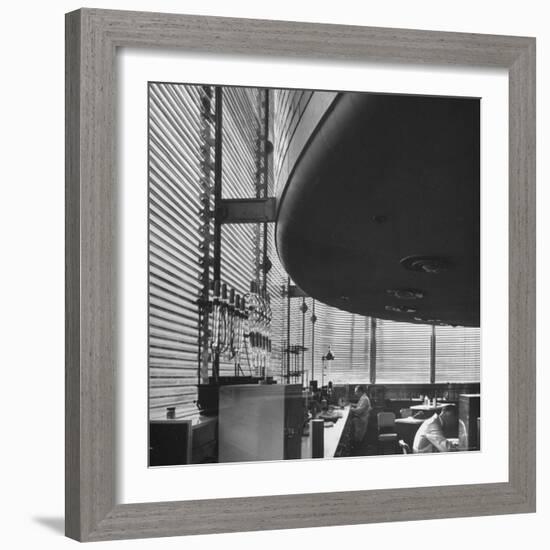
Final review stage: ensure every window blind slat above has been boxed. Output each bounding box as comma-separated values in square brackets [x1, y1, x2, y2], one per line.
[218, 88, 263, 377]
[435, 325, 480, 382]
[375, 320, 432, 383]
[148, 83, 212, 420]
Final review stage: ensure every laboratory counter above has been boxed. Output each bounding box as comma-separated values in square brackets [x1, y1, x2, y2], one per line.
[301, 405, 352, 459]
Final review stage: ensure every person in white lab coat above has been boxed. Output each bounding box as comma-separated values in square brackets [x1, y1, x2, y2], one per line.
[350, 385, 371, 449]
[412, 404, 459, 453]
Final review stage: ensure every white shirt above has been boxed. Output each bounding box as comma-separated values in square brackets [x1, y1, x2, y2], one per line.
[412, 413, 453, 453]
[351, 393, 371, 419]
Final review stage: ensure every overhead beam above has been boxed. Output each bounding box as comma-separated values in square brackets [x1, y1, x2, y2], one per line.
[218, 197, 277, 223]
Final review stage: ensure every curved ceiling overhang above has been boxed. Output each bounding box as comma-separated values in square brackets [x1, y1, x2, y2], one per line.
[275, 92, 480, 327]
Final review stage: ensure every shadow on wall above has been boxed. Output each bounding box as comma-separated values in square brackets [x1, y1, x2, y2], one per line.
[32, 517, 65, 535]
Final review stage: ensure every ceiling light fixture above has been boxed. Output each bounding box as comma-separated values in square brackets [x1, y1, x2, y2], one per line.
[400, 255, 450, 274]
[385, 305, 417, 314]
[386, 288, 425, 300]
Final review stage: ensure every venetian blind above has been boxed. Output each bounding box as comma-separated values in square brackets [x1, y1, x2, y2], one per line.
[273, 89, 314, 192]
[276, 294, 371, 386]
[148, 85, 268, 417]
[375, 319, 432, 383]
[435, 325, 480, 383]
[219, 87, 263, 377]
[266, 224, 287, 379]
[148, 83, 213, 420]
[312, 303, 371, 385]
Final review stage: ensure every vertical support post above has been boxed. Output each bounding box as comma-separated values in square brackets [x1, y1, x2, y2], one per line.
[253, 89, 270, 292]
[198, 85, 215, 385]
[350, 315, 355, 376]
[253, 96, 262, 286]
[301, 298, 306, 387]
[213, 86, 223, 284]
[369, 317, 377, 385]
[212, 86, 223, 381]
[261, 89, 270, 293]
[311, 300, 316, 381]
[430, 324, 436, 384]
[286, 277, 291, 383]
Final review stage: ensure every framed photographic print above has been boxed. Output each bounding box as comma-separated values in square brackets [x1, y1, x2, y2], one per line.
[65, 8, 535, 542]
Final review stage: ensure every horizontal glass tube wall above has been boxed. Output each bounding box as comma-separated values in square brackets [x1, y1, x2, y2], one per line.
[148, 83, 480, 421]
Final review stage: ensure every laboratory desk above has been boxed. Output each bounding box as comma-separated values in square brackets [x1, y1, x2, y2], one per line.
[409, 402, 453, 417]
[301, 406, 352, 459]
[218, 384, 303, 462]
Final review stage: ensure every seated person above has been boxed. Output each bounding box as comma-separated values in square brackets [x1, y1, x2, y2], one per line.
[412, 404, 459, 453]
[350, 385, 371, 448]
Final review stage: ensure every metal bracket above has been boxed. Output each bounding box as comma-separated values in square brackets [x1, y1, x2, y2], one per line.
[217, 197, 277, 224]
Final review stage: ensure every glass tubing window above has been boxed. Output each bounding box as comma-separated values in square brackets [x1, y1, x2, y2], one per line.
[147, 83, 480, 420]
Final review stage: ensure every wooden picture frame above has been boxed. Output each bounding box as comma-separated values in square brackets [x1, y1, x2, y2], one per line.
[65, 8, 536, 542]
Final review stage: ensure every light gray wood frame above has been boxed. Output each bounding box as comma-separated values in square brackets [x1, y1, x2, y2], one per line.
[65, 8, 536, 542]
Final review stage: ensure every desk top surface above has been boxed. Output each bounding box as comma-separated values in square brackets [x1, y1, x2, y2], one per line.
[395, 417, 425, 425]
[410, 402, 448, 412]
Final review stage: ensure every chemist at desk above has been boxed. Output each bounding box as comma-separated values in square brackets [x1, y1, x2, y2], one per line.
[412, 404, 459, 453]
[350, 385, 371, 448]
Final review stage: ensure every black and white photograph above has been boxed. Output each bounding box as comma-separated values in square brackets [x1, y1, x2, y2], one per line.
[2, 0, 542, 546]
[148, 83, 481, 466]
